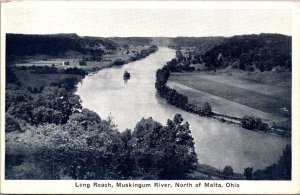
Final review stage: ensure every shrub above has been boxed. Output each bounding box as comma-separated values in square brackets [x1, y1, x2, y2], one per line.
[202, 102, 212, 116]
[258, 122, 270, 132]
[5, 114, 24, 132]
[241, 116, 262, 130]
[223, 166, 234, 176]
[113, 59, 125, 66]
[79, 60, 87, 66]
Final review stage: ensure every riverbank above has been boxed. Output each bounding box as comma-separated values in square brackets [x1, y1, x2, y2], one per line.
[6, 47, 290, 180]
[155, 58, 291, 137]
[76, 47, 290, 175]
[11, 45, 158, 88]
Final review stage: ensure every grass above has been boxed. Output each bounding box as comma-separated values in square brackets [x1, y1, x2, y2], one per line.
[13, 46, 150, 72]
[12, 46, 153, 88]
[14, 70, 84, 88]
[168, 71, 291, 126]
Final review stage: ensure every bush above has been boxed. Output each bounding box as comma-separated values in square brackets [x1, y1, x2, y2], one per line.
[241, 116, 262, 130]
[113, 59, 125, 66]
[202, 102, 212, 116]
[223, 166, 234, 176]
[79, 60, 87, 66]
[258, 122, 269, 132]
[5, 114, 24, 132]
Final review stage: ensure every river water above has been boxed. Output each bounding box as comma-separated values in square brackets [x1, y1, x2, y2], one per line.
[76, 47, 290, 173]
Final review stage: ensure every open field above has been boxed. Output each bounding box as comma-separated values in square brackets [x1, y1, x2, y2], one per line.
[168, 71, 291, 126]
[14, 70, 84, 88]
[13, 46, 150, 72]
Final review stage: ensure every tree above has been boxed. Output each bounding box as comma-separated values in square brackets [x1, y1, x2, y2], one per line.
[6, 68, 20, 86]
[241, 116, 263, 130]
[253, 144, 291, 180]
[277, 144, 291, 179]
[5, 114, 24, 132]
[244, 167, 253, 180]
[202, 102, 212, 116]
[131, 114, 197, 179]
[79, 60, 87, 66]
[223, 166, 234, 176]
[176, 50, 184, 62]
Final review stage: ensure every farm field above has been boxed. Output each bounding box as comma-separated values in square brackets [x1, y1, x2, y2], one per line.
[14, 70, 84, 88]
[168, 71, 291, 126]
[13, 46, 150, 72]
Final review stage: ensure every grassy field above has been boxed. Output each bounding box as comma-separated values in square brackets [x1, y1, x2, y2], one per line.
[14, 70, 84, 88]
[13, 46, 149, 72]
[168, 70, 291, 126]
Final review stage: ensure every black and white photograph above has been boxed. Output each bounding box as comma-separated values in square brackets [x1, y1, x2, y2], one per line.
[1, 1, 299, 194]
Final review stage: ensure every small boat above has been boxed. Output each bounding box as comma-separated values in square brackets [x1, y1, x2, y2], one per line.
[123, 71, 131, 79]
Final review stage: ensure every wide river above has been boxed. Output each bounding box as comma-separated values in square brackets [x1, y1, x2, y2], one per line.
[76, 47, 290, 173]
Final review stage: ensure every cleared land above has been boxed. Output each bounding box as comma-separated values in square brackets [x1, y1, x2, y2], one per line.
[14, 70, 84, 88]
[13, 46, 149, 72]
[168, 71, 291, 126]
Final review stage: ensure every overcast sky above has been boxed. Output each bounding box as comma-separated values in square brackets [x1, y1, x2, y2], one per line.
[3, 2, 292, 37]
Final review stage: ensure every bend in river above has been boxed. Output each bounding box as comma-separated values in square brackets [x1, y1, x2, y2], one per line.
[76, 47, 290, 173]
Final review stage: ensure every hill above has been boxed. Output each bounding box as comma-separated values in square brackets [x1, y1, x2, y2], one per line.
[201, 33, 291, 71]
[6, 33, 118, 60]
[169, 36, 225, 55]
[109, 37, 154, 46]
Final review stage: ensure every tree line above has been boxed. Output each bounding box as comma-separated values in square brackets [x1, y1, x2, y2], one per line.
[18, 65, 87, 76]
[155, 58, 213, 117]
[113, 45, 158, 66]
[6, 33, 117, 58]
[5, 69, 198, 179]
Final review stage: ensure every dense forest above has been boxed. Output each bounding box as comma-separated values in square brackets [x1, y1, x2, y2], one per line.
[109, 37, 154, 46]
[169, 36, 225, 55]
[201, 33, 291, 71]
[6, 33, 117, 58]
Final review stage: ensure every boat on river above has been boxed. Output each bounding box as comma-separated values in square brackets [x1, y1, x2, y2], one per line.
[123, 70, 131, 79]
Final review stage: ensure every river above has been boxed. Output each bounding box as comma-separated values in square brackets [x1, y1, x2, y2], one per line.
[76, 47, 290, 173]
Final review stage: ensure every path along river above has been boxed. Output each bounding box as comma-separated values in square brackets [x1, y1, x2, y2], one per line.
[76, 47, 290, 173]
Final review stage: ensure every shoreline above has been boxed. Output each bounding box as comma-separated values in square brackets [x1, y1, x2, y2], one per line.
[155, 59, 291, 138]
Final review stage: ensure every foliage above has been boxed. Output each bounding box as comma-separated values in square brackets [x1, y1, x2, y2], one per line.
[6, 68, 20, 86]
[28, 66, 87, 76]
[6, 33, 117, 57]
[241, 116, 270, 131]
[222, 166, 234, 176]
[155, 59, 212, 116]
[129, 114, 197, 179]
[202, 34, 291, 71]
[5, 114, 24, 132]
[134, 45, 158, 60]
[79, 60, 87, 66]
[6, 83, 82, 126]
[63, 67, 87, 76]
[202, 102, 212, 116]
[6, 70, 198, 179]
[26, 114, 198, 179]
[113, 59, 125, 66]
[253, 145, 291, 180]
[244, 167, 253, 180]
[30, 66, 59, 74]
[176, 50, 184, 62]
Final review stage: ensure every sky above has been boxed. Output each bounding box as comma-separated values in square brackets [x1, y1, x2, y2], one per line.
[3, 2, 292, 37]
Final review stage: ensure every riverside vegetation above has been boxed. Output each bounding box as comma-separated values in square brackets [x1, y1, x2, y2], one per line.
[156, 33, 291, 136]
[5, 33, 291, 180]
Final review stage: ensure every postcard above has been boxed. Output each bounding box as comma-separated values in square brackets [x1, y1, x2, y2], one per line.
[1, 1, 299, 194]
